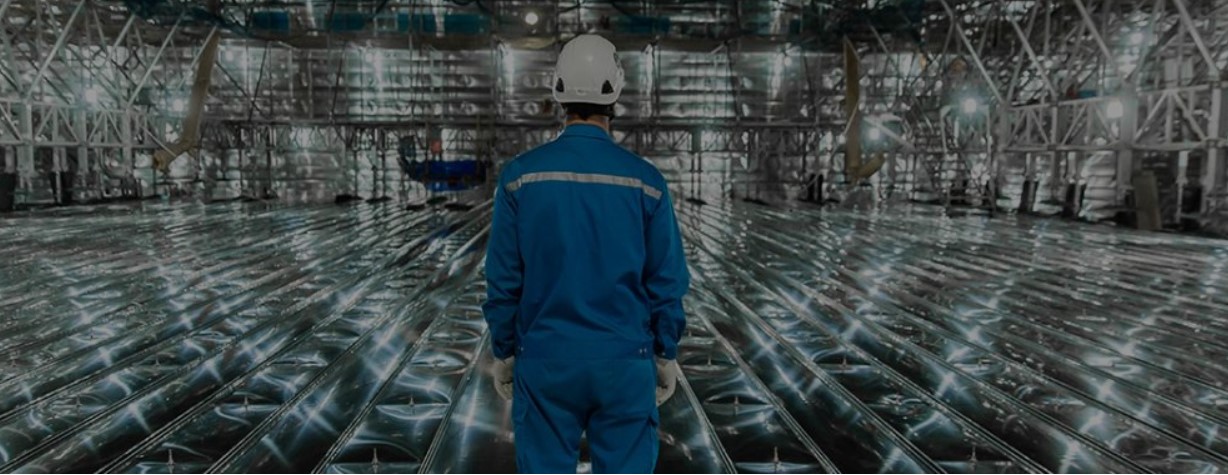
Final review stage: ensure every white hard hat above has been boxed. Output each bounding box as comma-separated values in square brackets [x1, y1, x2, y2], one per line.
[552, 34, 625, 105]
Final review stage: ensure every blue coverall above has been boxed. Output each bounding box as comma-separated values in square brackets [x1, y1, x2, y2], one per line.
[482, 123, 690, 473]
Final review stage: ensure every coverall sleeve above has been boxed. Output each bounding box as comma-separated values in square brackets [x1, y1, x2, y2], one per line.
[644, 184, 690, 360]
[482, 168, 522, 360]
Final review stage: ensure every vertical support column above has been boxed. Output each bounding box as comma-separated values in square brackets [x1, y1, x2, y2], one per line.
[1176, 150, 1189, 218]
[1133, 169, 1162, 230]
[76, 107, 88, 201]
[264, 127, 274, 198]
[0, 145, 10, 211]
[1047, 103, 1061, 212]
[948, 118, 961, 207]
[122, 109, 133, 194]
[352, 147, 360, 198]
[1117, 94, 1139, 205]
[18, 100, 33, 204]
[1055, 103, 1074, 217]
[992, 105, 1010, 212]
[1019, 152, 1037, 213]
[52, 146, 63, 205]
[1064, 151, 1083, 218]
[238, 127, 248, 199]
[1204, 83, 1227, 214]
[690, 128, 701, 201]
[286, 48, 294, 118]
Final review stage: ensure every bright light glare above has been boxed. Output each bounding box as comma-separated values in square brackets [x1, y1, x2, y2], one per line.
[867, 127, 883, 141]
[365, 50, 385, 93]
[1106, 98, 1125, 120]
[84, 87, 101, 105]
[524, 11, 539, 26]
[499, 42, 515, 93]
[1128, 31, 1144, 45]
[365, 50, 383, 70]
[292, 128, 312, 148]
[961, 97, 979, 115]
[171, 99, 186, 113]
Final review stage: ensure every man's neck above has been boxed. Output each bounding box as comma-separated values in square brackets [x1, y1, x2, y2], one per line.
[564, 116, 610, 133]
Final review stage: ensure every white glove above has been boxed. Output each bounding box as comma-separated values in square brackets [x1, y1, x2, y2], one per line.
[493, 356, 515, 401]
[655, 357, 680, 406]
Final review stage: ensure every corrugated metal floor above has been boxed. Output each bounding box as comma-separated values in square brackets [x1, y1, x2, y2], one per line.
[1, 200, 1226, 473]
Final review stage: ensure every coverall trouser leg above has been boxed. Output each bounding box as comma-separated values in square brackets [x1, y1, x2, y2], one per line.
[513, 358, 658, 474]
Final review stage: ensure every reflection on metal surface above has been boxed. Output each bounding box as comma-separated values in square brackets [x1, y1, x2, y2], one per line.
[1, 199, 1227, 473]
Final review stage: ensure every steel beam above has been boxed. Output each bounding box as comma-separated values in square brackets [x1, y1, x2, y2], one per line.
[1005, 14, 1059, 100]
[0, 0, 14, 23]
[937, 0, 1006, 106]
[109, 14, 138, 63]
[0, 21, 21, 93]
[126, 16, 184, 108]
[1169, 0, 1219, 80]
[24, 0, 86, 101]
[1069, 0, 1116, 71]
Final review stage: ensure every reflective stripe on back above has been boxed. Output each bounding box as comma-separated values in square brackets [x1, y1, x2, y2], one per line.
[505, 171, 662, 200]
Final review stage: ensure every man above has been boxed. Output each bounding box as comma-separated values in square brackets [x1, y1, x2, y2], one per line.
[481, 34, 690, 474]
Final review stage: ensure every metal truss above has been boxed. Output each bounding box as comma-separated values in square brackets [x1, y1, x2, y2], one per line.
[984, 0, 1228, 222]
[843, 0, 1228, 224]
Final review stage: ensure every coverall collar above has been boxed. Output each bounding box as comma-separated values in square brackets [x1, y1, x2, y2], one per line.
[560, 123, 612, 141]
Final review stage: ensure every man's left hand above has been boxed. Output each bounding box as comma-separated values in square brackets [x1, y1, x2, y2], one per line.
[655, 357, 680, 406]
[493, 356, 515, 401]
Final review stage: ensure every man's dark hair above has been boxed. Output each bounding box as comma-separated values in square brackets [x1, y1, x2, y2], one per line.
[563, 102, 615, 120]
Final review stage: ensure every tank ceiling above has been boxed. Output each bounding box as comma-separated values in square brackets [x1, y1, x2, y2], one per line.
[2, 200, 1227, 473]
